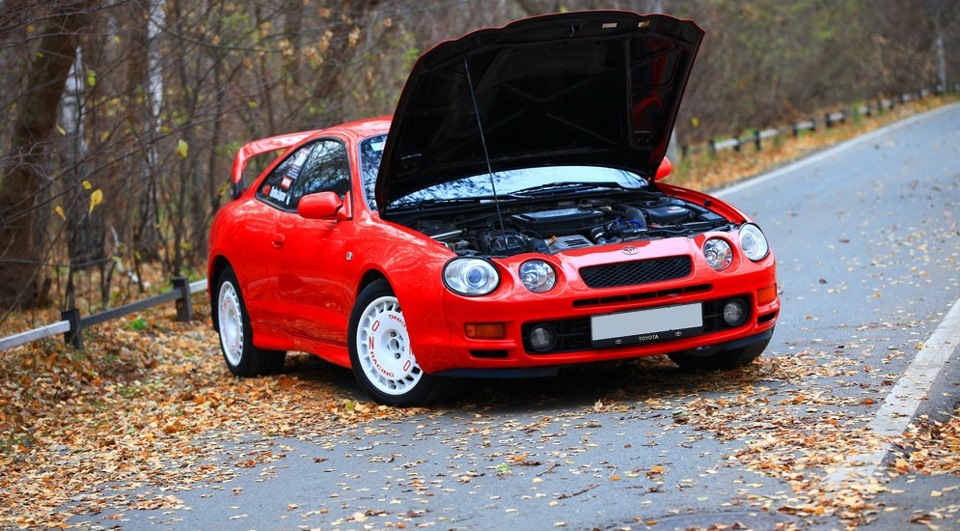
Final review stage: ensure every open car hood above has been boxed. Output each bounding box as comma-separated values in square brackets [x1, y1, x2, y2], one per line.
[376, 11, 704, 213]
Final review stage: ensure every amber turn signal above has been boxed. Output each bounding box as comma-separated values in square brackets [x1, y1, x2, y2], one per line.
[757, 284, 778, 306]
[465, 323, 507, 339]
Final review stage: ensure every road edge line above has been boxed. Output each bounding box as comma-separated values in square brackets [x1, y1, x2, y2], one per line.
[825, 295, 960, 488]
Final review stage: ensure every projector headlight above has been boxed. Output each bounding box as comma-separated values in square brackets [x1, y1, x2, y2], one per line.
[739, 224, 770, 261]
[443, 258, 500, 296]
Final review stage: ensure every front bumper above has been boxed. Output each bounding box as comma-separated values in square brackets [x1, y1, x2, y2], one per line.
[409, 265, 780, 374]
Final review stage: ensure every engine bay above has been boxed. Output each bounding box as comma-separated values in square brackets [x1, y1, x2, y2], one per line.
[399, 193, 733, 257]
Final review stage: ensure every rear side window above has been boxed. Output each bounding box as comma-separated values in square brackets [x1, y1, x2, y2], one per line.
[257, 139, 349, 211]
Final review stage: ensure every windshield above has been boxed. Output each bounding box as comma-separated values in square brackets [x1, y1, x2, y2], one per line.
[394, 166, 648, 208]
[361, 132, 649, 210]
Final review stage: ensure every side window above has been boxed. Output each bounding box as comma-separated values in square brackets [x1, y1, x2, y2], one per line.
[255, 139, 350, 211]
[360, 134, 386, 209]
[256, 142, 314, 210]
[291, 140, 350, 205]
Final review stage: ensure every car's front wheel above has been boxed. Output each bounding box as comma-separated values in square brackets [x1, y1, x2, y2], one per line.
[667, 338, 769, 371]
[216, 266, 286, 376]
[348, 279, 435, 406]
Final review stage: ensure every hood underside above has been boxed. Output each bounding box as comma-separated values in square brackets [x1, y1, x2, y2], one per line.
[376, 11, 704, 213]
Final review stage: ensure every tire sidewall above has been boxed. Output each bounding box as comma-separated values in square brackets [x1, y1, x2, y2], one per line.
[669, 338, 769, 370]
[216, 267, 255, 376]
[348, 279, 433, 406]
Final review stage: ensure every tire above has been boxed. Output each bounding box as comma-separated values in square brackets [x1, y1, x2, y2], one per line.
[215, 267, 286, 376]
[348, 279, 435, 406]
[668, 338, 769, 371]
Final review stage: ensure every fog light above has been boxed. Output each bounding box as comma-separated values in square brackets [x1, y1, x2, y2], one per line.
[528, 325, 557, 352]
[722, 299, 747, 326]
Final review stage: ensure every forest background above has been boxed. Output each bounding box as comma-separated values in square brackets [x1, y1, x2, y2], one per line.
[1, 0, 958, 321]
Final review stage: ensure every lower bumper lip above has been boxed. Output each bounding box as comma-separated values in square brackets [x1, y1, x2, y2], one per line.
[432, 327, 776, 379]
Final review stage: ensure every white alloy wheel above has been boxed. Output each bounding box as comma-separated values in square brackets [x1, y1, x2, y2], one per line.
[355, 295, 423, 396]
[218, 279, 244, 367]
[214, 266, 286, 376]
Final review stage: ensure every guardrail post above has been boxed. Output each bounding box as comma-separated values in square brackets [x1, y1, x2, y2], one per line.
[61, 308, 83, 349]
[733, 136, 741, 153]
[753, 130, 762, 151]
[708, 139, 716, 156]
[173, 276, 193, 322]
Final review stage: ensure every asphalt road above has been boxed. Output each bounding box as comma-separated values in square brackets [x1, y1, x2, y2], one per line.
[71, 103, 960, 530]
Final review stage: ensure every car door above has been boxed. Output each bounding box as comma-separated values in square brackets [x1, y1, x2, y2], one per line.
[243, 142, 316, 328]
[275, 138, 352, 344]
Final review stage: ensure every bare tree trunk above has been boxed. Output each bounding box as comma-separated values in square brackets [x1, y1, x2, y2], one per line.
[61, 46, 101, 310]
[135, 0, 165, 264]
[254, 4, 278, 133]
[0, 0, 90, 311]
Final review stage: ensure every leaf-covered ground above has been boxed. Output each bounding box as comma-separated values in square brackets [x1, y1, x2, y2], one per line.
[0, 305, 426, 528]
[1, 303, 957, 529]
[1, 96, 958, 529]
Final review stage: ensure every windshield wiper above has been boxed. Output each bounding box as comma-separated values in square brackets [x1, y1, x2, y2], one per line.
[390, 195, 501, 209]
[509, 181, 640, 197]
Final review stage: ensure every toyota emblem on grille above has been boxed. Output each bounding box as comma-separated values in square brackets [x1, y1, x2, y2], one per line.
[621, 245, 640, 255]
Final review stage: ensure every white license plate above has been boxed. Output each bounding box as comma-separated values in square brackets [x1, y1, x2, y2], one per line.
[591, 303, 703, 346]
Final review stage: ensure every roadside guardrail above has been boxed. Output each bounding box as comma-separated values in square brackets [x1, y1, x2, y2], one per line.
[0, 278, 207, 351]
[682, 83, 959, 157]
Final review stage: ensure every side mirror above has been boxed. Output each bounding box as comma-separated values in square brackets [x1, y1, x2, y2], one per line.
[655, 157, 672, 182]
[298, 191, 348, 221]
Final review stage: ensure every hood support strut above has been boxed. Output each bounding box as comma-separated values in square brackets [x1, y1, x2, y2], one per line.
[463, 54, 508, 248]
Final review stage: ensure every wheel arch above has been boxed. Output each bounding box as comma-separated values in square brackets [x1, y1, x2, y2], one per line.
[355, 269, 389, 300]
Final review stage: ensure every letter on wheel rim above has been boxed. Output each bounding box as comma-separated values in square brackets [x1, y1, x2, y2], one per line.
[356, 295, 423, 396]
[218, 281, 244, 367]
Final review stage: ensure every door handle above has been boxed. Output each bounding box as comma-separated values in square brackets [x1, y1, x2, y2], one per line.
[272, 234, 285, 248]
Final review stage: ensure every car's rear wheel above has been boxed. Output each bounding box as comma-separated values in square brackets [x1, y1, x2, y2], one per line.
[667, 338, 769, 370]
[216, 267, 286, 376]
[348, 279, 435, 406]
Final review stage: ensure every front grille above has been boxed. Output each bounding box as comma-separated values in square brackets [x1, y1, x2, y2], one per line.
[579, 256, 692, 289]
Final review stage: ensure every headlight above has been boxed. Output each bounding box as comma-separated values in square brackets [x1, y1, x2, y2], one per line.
[443, 258, 500, 296]
[703, 238, 733, 271]
[739, 224, 769, 261]
[519, 260, 556, 293]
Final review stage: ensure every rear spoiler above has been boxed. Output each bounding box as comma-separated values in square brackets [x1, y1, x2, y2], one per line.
[230, 130, 320, 199]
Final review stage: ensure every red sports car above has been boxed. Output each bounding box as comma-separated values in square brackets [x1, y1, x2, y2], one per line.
[208, 11, 779, 406]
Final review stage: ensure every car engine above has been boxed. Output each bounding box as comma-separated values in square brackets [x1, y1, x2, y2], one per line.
[405, 195, 732, 257]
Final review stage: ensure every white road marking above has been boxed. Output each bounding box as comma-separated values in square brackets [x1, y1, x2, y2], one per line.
[706, 102, 960, 488]
[826, 296, 960, 487]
